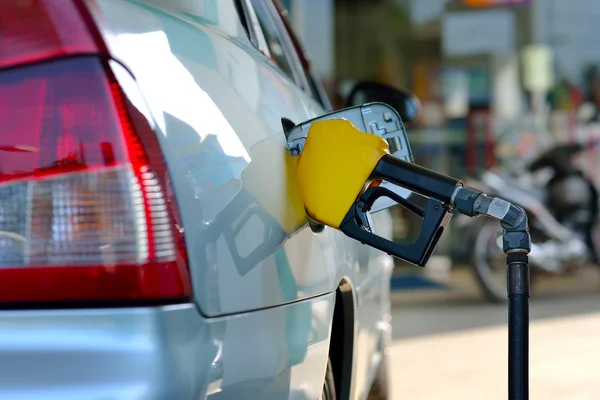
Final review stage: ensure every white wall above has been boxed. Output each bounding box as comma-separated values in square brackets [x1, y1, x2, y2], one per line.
[492, 53, 523, 120]
[407, 0, 447, 24]
[538, 0, 600, 84]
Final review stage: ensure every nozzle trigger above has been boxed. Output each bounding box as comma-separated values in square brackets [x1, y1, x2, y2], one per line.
[360, 186, 424, 218]
[340, 186, 453, 267]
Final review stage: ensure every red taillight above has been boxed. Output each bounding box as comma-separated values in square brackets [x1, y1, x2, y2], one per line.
[0, 0, 104, 70]
[0, 1, 191, 304]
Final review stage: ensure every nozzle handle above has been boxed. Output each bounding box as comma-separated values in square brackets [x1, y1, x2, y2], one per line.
[372, 154, 461, 205]
[339, 186, 452, 266]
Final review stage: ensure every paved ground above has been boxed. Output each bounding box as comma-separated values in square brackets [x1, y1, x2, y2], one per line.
[388, 268, 600, 399]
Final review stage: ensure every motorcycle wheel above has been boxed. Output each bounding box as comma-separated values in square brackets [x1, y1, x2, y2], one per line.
[471, 218, 512, 303]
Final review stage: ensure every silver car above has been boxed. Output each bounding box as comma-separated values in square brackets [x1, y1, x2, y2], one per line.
[0, 0, 395, 399]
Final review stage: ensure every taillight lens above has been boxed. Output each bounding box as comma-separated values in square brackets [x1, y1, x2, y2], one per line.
[0, 57, 191, 304]
[0, 0, 104, 70]
[0, 0, 190, 304]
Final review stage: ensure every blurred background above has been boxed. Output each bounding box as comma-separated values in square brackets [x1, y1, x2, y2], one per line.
[283, 0, 600, 398]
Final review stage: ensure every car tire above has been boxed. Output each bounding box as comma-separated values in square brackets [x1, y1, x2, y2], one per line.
[321, 358, 337, 400]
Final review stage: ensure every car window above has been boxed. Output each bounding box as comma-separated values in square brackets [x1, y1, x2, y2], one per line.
[248, 0, 299, 82]
[306, 72, 333, 111]
[306, 74, 323, 106]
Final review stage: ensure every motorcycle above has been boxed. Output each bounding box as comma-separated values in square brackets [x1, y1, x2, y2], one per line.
[452, 142, 600, 302]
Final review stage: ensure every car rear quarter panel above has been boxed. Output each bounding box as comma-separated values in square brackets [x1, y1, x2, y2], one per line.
[94, 0, 349, 317]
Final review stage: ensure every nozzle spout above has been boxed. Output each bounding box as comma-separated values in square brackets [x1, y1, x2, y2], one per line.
[372, 154, 462, 205]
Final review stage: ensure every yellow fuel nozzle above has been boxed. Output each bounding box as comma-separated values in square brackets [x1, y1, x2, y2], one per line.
[295, 119, 390, 229]
[292, 118, 463, 267]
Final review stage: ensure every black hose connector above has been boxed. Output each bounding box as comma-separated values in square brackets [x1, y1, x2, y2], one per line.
[453, 186, 483, 217]
[506, 253, 530, 297]
[452, 188, 531, 254]
[501, 208, 531, 255]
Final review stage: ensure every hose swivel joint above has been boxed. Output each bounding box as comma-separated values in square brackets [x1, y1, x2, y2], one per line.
[452, 187, 531, 254]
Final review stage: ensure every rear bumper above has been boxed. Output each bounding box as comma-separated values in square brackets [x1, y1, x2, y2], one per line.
[0, 294, 335, 400]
